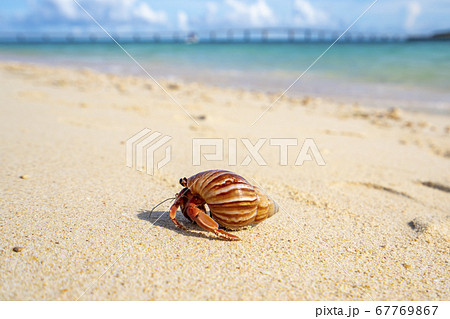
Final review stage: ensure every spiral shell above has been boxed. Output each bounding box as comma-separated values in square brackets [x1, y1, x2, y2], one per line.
[185, 170, 278, 229]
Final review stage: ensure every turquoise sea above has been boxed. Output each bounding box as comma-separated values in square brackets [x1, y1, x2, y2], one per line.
[1, 41, 449, 113]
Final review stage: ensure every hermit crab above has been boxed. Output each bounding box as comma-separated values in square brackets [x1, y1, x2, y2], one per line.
[169, 170, 279, 241]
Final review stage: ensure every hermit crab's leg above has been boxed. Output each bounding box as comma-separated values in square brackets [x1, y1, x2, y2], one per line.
[185, 201, 241, 241]
[169, 190, 189, 230]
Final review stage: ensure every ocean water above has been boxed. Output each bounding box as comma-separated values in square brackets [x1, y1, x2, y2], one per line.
[1, 41, 449, 113]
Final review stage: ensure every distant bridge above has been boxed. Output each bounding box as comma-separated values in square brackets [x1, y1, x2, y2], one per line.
[0, 27, 408, 44]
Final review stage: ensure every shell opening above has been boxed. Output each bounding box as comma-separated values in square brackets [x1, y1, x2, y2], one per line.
[271, 200, 279, 216]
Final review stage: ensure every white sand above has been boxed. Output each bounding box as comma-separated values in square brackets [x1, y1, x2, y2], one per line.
[0, 62, 449, 300]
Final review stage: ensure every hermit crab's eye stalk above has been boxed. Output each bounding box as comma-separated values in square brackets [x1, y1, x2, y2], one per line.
[179, 177, 188, 187]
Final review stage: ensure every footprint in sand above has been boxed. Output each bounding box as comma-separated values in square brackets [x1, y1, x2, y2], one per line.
[407, 216, 449, 240]
[347, 182, 414, 200]
[419, 181, 450, 194]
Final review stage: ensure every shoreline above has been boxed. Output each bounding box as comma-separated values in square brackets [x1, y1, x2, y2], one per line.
[1, 61, 449, 300]
[3, 58, 450, 116]
[1, 42, 449, 115]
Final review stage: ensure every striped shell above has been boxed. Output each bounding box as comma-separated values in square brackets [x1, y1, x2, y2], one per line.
[185, 170, 278, 229]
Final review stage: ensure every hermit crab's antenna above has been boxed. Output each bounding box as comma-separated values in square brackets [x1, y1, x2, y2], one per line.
[148, 197, 176, 220]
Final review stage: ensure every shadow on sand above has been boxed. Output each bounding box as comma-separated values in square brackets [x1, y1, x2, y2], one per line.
[137, 209, 225, 241]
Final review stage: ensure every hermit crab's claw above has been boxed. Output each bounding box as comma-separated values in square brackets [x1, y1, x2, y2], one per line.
[193, 209, 241, 241]
[183, 199, 240, 241]
[169, 191, 187, 230]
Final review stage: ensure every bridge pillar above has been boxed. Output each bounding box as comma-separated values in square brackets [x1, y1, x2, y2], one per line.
[288, 29, 295, 42]
[261, 29, 268, 42]
[304, 29, 311, 42]
[244, 29, 250, 42]
[210, 31, 216, 42]
[227, 30, 234, 42]
[318, 30, 325, 42]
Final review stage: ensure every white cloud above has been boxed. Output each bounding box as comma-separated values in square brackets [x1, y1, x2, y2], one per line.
[225, 0, 276, 27]
[293, 0, 328, 27]
[177, 11, 189, 31]
[26, 0, 167, 28]
[52, 0, 80, 20]
[206, 2, 219, 16]
[205, 2, 218, 24]
[133, 2, 167, 25]
[405, 1, 421, 30]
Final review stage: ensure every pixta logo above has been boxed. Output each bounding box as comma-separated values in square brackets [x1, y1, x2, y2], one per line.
[126, 128, 172, 175]
[126, 129, 326, 174]
[192, 138, 325, 166]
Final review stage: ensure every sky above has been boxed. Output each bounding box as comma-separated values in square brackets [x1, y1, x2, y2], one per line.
[0, 0, 449, 36]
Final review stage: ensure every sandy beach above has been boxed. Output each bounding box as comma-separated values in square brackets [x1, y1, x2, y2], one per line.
[0, 62, 449, 300]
